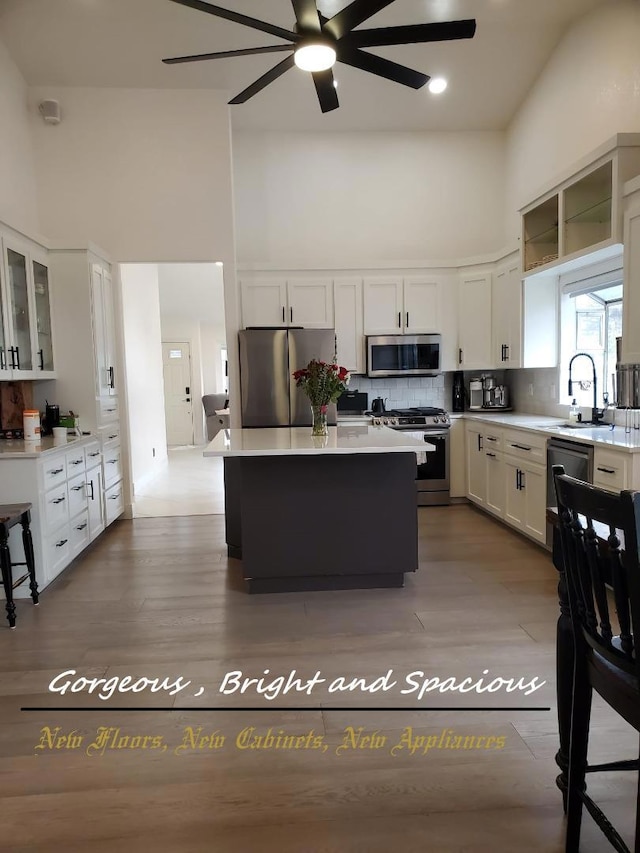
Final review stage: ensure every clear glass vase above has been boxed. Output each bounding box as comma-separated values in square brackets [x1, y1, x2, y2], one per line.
[311, 404, 329, 436]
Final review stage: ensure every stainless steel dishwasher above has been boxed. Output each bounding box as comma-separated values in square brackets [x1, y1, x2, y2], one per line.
[546, 437, 594, 545]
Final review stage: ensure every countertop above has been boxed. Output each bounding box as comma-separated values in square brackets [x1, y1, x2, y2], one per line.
[203, 425, 430, 457]
[0, 434, 95, 459]
[462, 412, 640, 453]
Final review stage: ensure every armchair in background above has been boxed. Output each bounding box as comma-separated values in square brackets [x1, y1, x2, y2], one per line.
[202, 394, 229, 441]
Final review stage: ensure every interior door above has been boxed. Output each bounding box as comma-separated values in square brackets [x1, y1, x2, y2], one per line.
[162, 341, 194, 446]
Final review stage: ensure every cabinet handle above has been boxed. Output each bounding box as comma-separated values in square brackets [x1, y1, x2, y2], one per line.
[512, 443, 531, 452]
[52, 496, 66, 505]
[88, 451, 100, 458]
[76, 523, 88, 531]
[397, 312, 401, 329]
[14, 346, 20, 369]
[109, 366, 115, 389]
[107, 433, 118, 439]
[516, 469, 522, 490]
[520, 470, 526, 490]
[38, 349, 44, 370]
[0, 347, 5, 370]
[109, 493, 121, 500]
[71, 485, 84, 492]
[505, 345, 510, 360]
[71, 459, 83, 465]
[486, 436, 497, 442]
[477, 434, 483, 451]
[55, 539, 68, 548]
[105, 408, 116, 413]
[107, 458, 118, 464]
[486, 452, 496, 458]
[458, 348, 463, 365]
[87, 481, 95, 500]
[406, 312, 409, 328]
[282, 306, 285, 323]
[50, 467, 64, 475]
[597, 466, 616, 474]
[501, 344, 506, 362]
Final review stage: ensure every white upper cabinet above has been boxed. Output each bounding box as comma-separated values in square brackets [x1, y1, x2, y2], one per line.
[622, 177, 640, 363]
[287, 278, 334, 328]
[363, 275, 440, 335]
[334, 277, 364, 374]
[240, 277, 333, 329]
[91, 263, 117, 398]
[403, 277, 439, 334]
[457, 272, 493, 370]
[363, 276, 404, 334]
[0, 235, 56, 380]
[492, 260, 522, 369]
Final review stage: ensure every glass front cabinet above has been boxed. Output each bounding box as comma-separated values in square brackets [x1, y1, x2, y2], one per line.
[0, 237, 56, 379]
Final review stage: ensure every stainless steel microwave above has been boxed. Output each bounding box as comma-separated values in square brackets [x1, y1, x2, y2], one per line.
[366, 334, 441, 378]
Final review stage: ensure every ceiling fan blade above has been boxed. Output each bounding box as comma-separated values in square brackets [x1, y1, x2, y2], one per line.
[163, 44, 293, 64]
[229, 54, 296, 104]
[345, 19, 477, 48]
[337, 45, 428, 89]
[167, 0, 298, 43]
[291, 0, 322, 33]
[324, 0, 395, 41]
[312, 69, 339, 113]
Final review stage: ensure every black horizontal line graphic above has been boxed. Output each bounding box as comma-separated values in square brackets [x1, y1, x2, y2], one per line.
[21, 706, 551, 713]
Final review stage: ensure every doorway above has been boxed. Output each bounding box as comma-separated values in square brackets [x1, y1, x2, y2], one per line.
[162, 341, 194, 446]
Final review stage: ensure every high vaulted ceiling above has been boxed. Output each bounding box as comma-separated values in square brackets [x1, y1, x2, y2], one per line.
[0, 0, 609, 131]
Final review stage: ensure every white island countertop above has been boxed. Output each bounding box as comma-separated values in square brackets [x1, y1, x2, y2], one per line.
[203, 425, 431, 457]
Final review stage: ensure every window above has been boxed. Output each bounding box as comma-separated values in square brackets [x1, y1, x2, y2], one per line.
[561, 277, 622, 406]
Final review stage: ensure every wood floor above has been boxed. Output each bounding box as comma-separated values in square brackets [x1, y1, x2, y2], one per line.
[1, 504, 637, 851]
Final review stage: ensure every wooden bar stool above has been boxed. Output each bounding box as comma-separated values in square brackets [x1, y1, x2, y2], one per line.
[0, 504, 39, 628]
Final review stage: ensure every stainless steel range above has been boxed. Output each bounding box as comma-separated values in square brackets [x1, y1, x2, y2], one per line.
[372, 407, 450, 506]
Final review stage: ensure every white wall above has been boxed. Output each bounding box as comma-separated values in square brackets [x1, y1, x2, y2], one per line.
[28, 84, 242, 426]
[0, 39, 39, 235]
[505, 0, 640, 243]
[233, 131, 506, 267]
[120, 263, 168, 493]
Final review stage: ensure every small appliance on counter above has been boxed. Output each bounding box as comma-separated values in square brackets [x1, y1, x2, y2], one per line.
[337, 391, 368, 415]
[371, 396, 387, 414]
[468, 378, 484, 410]
[41, 402, 60, 436]
[452, 371, 465, 413]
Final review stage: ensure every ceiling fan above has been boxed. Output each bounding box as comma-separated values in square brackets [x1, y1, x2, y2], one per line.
[163, 0, 476, 113]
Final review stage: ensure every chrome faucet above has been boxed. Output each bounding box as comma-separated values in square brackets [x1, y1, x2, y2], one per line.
[568, 352, 607, 425]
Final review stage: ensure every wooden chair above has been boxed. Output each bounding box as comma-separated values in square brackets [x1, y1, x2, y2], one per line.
[553, 465, 640, 852]
[0, 503, 39, 628]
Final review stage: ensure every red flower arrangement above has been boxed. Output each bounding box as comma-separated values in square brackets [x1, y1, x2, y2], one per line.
[293, 359, 350, 416]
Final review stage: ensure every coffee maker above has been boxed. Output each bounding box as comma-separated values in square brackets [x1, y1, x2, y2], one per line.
[481, 376, 510, 409]
[468, 378, 484, 410]
[41, 402, 60, 436]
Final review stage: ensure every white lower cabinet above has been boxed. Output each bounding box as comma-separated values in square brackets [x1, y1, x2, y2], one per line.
[465, 421, 547, 545]
[0, 436, 118, 600]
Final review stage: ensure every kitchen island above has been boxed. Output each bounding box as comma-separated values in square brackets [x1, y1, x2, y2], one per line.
[204, 425, 428, 593]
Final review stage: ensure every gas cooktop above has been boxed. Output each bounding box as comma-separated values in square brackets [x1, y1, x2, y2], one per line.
[371, 408, 450, 428]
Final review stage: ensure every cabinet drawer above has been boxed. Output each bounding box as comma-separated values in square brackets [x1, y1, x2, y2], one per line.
[68, 472, 88, 517]
[483, 428, 504, 451]
[85, 443, 103, 468]
[65, 447, 86, 473]
[45, 525, 71, 578]
[503, 429, 546, 462]
[42, 456, 67, 488]
[593, 449, 630, 492]
[105, 481, 124, 525]
[100, 424, 121, 447]
[44, 484, 69, 531]
[99, 397, 119, 423]
[70, 510, 90, 556]
[103, 445, 122, 487]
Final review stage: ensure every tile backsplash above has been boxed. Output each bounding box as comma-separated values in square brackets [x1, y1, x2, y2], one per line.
[350, 374, 452, 411]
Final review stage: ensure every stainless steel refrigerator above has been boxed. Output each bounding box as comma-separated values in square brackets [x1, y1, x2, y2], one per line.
[239, 328, 337, 427]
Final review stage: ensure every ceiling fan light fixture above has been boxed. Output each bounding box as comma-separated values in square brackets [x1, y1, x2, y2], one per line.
[294, 41, 337, 72]
[428, 77, 448, 94]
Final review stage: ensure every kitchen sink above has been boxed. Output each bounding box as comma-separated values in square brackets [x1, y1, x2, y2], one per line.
[542, 422, 611, 430]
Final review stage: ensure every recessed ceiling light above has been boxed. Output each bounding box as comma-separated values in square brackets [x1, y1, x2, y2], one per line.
[294, 42, 337, 73]
[428, 77, 448, 94]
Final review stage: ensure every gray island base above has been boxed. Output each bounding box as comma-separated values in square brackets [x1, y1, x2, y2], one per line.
[204, 427, 425, 594]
